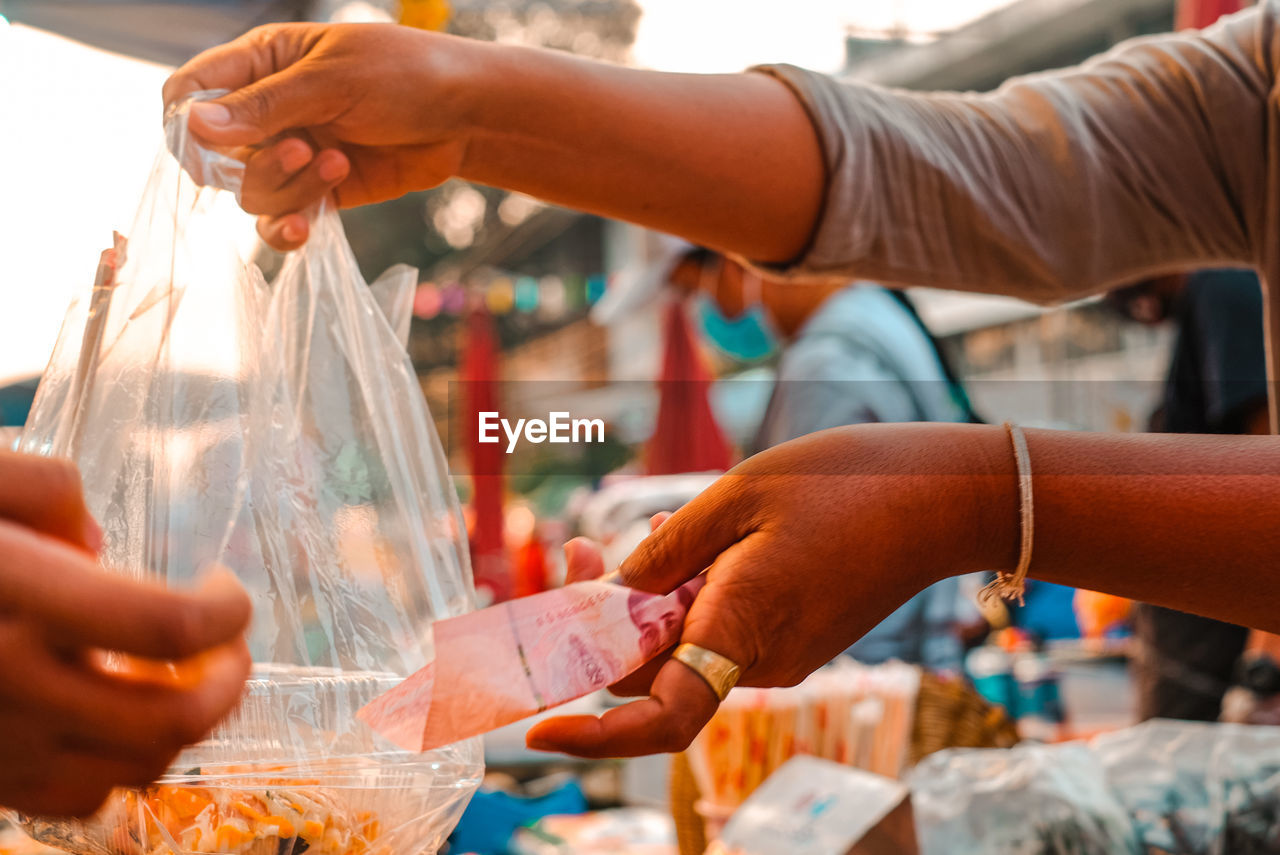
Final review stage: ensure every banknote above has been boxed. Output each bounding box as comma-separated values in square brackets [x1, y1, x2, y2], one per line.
[358, 576, 705, 751]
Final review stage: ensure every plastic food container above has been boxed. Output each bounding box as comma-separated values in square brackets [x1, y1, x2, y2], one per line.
[15, 667, 481, 855]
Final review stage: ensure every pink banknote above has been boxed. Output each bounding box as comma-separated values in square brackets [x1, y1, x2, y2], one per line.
[358, 577, 705, 751]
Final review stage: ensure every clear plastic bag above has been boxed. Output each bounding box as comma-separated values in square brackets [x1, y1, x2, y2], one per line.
[1093, 719, 1280, 855]
[909, 743, 1141, 855]
[11, 93, 482, 855]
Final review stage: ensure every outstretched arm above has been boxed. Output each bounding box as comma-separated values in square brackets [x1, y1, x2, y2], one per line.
[163, 24, 824, 260]
[166, 5, 1274, 289]
[529, 423, 1280, 757]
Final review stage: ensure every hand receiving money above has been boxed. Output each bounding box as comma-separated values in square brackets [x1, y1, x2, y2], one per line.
[522, 512, 731, 757]
[356, 514, 707, 752]
[557, 513, 679, 697]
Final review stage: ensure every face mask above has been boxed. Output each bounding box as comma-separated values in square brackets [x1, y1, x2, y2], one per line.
[692, 266, 779, 362]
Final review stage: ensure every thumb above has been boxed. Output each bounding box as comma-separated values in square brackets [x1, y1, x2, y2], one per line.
[187, 66, 329, 148]
[618, 477, 755, 594]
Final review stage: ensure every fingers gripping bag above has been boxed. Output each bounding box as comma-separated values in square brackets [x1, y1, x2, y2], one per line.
[12, 93, 483, 855]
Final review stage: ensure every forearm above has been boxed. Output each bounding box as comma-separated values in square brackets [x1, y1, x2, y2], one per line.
[1028, 429, 1280, 630]
[450, 39, 824, 263]
[899, 424, 1280, 632]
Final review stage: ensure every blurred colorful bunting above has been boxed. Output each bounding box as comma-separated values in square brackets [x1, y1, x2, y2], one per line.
[413, 282, 441, 319]
[514, 276, 539, 312]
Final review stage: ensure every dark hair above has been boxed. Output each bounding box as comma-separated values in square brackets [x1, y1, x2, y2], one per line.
[626, 588, 648, 624]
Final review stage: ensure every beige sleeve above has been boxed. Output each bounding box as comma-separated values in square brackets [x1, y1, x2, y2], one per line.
[752, 2, 1277, 305]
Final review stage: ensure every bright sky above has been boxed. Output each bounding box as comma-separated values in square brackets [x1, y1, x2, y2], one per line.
[633, 0, 1017, 73]
[0, 22, 262, 385]
[0, 22, 176, 384]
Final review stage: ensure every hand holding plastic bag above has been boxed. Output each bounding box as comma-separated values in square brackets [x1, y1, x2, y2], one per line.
[12, 93, 481, 855]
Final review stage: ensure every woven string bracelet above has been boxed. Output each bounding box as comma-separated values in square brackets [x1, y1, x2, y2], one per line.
[979, 422, 1034, 606]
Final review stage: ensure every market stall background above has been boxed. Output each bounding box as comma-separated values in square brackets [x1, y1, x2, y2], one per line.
[0, 0, 1182, 627]
[0, 0, 1183, 699]
[0, 0, 1236, 852]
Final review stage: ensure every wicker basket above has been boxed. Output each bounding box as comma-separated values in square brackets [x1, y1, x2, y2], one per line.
[671, 672, 1019, 855]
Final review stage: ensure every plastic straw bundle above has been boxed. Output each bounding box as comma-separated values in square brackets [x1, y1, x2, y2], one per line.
[687, 660, 922, 811]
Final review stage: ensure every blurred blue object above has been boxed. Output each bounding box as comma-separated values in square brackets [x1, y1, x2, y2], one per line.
[967, 645, 1017, 712]
[585, 274, 607, 306]
[449, 778, 588, 855]
[0, 376, 38, 427]
[1009, 580, 1081, 641]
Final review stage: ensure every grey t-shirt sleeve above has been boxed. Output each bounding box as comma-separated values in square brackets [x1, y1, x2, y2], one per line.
[747, 4, 1274, 304]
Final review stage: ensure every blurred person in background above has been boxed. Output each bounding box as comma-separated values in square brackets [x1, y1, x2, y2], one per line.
[1109, 271, 1273, 722]
[668, 248, 986, 672]
[167, 7, 1280, 759]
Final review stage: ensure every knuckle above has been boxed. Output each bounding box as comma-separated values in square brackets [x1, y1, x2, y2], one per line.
[252, 22, 292, 42]
[246, 24, 286, 55]
[248, 23, 278, 42]
[242, 85, 275, 124]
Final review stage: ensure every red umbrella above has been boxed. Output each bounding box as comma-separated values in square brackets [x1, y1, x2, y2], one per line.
[461, 307, 511, 603]
[1176, 0, 1242, 29]
[645, 300, 734, 476]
